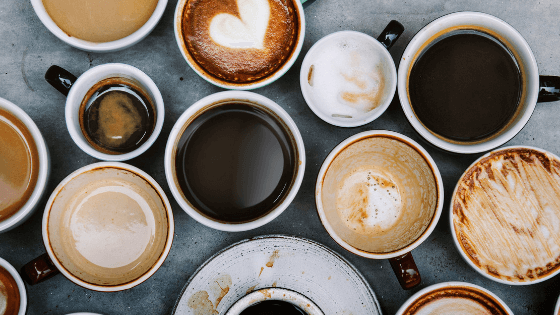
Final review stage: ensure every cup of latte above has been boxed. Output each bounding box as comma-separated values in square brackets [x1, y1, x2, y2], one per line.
[30, 0, 168, 52]
[0, 97, 50, 233]
[21, 162, 174, 291]
[395, 282, 513, 315]
[174, 0, 305, 89]
[0, 258, 27, 315]
[315, 130, 443, 289]
[45, 64, 164, 161]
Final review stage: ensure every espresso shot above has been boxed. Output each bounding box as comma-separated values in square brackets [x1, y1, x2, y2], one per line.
[240, 300, 306, 315]
[79, 77, 156, 155]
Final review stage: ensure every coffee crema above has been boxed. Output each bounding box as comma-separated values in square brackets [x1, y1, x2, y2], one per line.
[42, 0, 159, 42]
[409, 31, 522, 142]
[0, 108, 39, 223]
[453, 148, 560, 282]
[79, 77, 156, 155]
[181, 0, 300, 84]
[402, 286, 508, 315]
[0, 266, 20, 315]
[48, 167, 169, 286]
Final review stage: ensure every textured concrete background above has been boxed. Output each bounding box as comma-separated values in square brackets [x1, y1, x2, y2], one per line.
[1, 0, 560, 314]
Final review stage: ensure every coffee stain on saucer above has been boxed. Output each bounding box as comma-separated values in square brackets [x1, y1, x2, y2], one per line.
[272, 281, 277, 287]
[266, 250, 280, 268]
[246, 284, 258, 294]
[259, 267, 264, 277]
[188, 274, 232, 314]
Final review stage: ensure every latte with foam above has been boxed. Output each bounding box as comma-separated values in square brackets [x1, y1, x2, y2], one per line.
[179, 0, 301, 84]
[0, 266, 20, 315]
[47, 166, 169, 286]
[453, 147, 560, 282]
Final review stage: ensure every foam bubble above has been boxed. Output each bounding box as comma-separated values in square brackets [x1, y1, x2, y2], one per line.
[415, 297, 493, 315]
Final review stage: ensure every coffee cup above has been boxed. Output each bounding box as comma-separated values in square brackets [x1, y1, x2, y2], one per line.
[300, 21, 404, 127]
[451, 146, 560, 285]
[165, 91, 305, 232]
[44, 64, 164, 161]
[0, 258, 27, 315]
[174, 0, 306, 90]
[0, 97, 50, 233]
[225, 288, 323, 315]
[315, 130, 443, 289]
[395, 282, 513, 315]
[398, 12, 560, 154]
[21, 162, 174, 291]
[30, 0, 167, 52]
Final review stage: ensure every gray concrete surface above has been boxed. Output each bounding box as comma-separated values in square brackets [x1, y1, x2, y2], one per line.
[1, 0, 560, 314]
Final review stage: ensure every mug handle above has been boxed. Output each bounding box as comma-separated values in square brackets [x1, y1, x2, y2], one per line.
[377, 20, 405, 50]
[20, 253, 60, 285]
[538, 76, 560, 102]
[389, 252, 421, 290]
[45, 65, 77, 97]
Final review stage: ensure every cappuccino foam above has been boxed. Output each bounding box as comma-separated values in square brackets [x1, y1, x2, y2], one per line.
[0, 266, 19, 315]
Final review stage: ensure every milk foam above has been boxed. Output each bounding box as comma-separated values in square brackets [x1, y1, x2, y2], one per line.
[209, 0, 270, 49]
[414, 297, 493, 315]
[306, 35, 387, 119]
[336, 167, 402, 235]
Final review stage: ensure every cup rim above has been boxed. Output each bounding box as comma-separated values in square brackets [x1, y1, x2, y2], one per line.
[41, 162, 174, 292]
[173, 0, 306, 90]
[30, 0, 168, 52]
[555, 294, 560, 315]
[315, 130, 444, 259]
[225, 288, 324, 315]
[0, 257, 27, 315]
[299, 30, 397, 127]
[164, 91, 306, 232]
[0, 97, 50, 233]
[449, 145, 560, 285]
[394, 281, 513, 315]
[397, 11, 539, 154]
[65, 63, 164, 162]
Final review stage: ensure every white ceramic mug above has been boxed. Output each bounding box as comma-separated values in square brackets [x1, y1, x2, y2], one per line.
[164, 91, 306, 232]
[30, 0, 168, 52]
[398, 12, 560, 154]
[44, 63, 164, 161]
[0, 97, 50, 233]
[0, 258, 27, 315]
[226, 288, 323, 315]
[555, 295, 560, 315]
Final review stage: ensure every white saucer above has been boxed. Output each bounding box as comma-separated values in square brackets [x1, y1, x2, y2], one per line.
[172, 235, 381, 315]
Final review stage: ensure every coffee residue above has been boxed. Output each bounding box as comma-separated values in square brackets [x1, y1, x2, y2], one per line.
[266, 250, 280, 268]
[188, 274, 232, 314]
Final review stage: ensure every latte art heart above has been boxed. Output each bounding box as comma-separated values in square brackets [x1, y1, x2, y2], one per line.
[209, 0, 271, 49]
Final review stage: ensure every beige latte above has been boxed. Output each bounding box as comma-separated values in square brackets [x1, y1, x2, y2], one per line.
[47, 166, 169, 286]
[180, 0, 301, 84]
[42, 0, 159, 42]
[0, 266, 20, 315]
[453, 147, 560, 282]
[321, 135, 438, 253]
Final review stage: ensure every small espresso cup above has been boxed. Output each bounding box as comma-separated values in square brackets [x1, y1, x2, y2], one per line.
[398, 12, 560, 154]
[174, 0, 306, 90]
[45, 63, 164, 161]
[395, 282, 513, 315]
[165, 91, 305, 232]
[300, 21, 404, 127]
[315, 130, 443, 289]
[0, 97, 50, 233]
[0, 258, 27, 315]
[226, 288, 323, 315]
[21, 162, 174, 292]
[30, 0, 167, 52]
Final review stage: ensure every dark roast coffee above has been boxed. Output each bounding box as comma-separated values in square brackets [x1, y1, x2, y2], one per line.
[79, 77, 156, 154]
[175, 102, 297, 223]
[239, 300, 306, 315]
[409, 31, 522, 142]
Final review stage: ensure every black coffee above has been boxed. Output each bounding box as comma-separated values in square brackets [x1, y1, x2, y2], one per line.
[175, 102, 297, 222]
[239, 300, 307, 315]
[409, 31, 522, 142]
[80, 78, 156, 154]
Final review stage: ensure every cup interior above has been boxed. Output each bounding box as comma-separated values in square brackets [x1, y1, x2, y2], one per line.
[66, 64, 164, 161]
[300, 31, 397, 127]
[225, 288, 324, 315]
[0, 258, 27, 315]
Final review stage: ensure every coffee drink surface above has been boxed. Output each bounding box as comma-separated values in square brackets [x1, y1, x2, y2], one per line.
[0, 266, 20, 315]
[175, 102, 297, 223]
[0, 108, 39, 223]
[79, 77, 156, 155]
[409, 31, 522, 142]
[453, 148, 560, 282]
[240, 300, 306, 315]
[42, 0, 159, 42]
[48, 167, 169, 286]
[181, 0, 300, 84]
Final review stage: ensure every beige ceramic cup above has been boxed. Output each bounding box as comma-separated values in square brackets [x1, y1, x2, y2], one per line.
[316, 130, 443, 289]
[21, 162, 174, 292]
